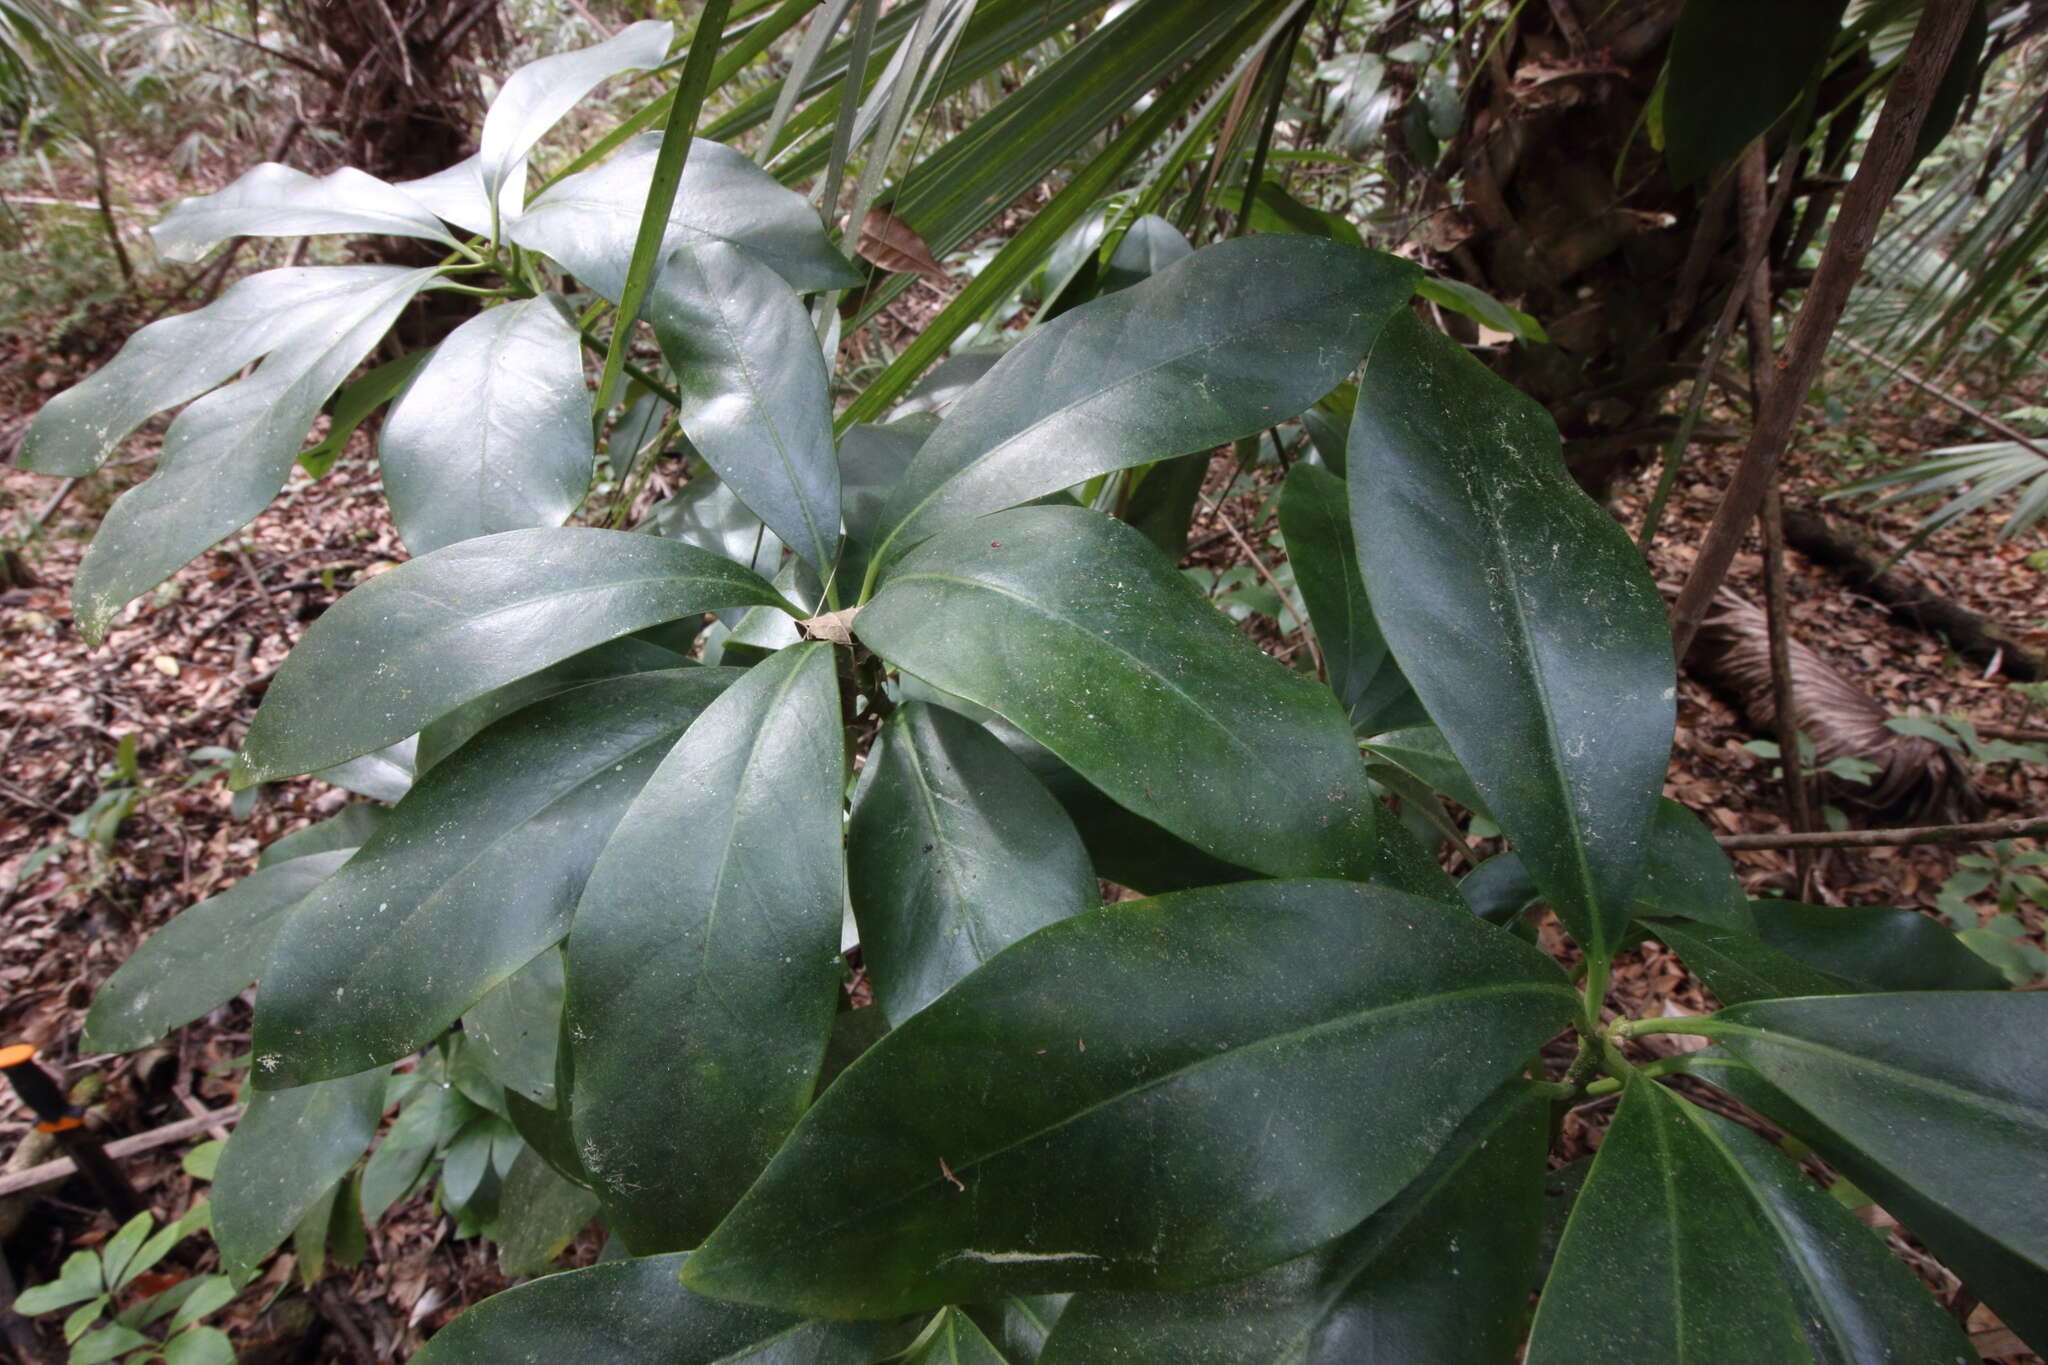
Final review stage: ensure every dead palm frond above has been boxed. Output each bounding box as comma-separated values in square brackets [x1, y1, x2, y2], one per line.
[1689, 588, 1983, 823]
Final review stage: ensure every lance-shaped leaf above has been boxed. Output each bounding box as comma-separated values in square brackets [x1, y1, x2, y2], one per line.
[70, 266, 439, 641]
[260, 804, 384, 866]
[410, 1253, 879, 1364]
[1689, 1052, 2048, 1355]
[1041, 1081, 1548, 1363]
[83, 848, 354, 1054]
[380, 294, 595, 556]
[492, 1146, 601, 1278]
[149, 164, 456, 261]
[415, 635, 693, 775]
[567, 645, 845, 1253]
[1644, 919, 1858, 1007]
[849, 700, 1097, 1023]
[1704, 992, 2048, 1270]
[1097, 213, 1193, 295]
[857, 507, 1377, 880]
[871, 236, 1418, 567]
[476, 20, 672, 204]
[510, 133, 860, 299]
[235, 528, 785, 784]
[1524, 1079, 1971, 1364]
[1353, 310, 1673, 964]
[248, 669, 739, 1089]
[1632, 798, 1752, 932]
[682, 880, 1576, 1318]
[395, 155, 525, 237]
[1277, 463, 1421, 735]
[648, 241, 840, 573]
[20, 267, 402, 478]
[1749, 901, 2006, 992]
[463, 947, 564, 1108]
[212, 1067, 386, 1283]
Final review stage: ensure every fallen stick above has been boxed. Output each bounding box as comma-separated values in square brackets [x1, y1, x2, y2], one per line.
[0, 1105, 242, 1200]
[1718, 816, 2048, 851]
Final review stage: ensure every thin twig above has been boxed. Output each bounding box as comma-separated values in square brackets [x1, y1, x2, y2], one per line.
[234, 547, 298, 644]
[0, 1107, 243, 1200]
[1668, 0, 1978, 661]
[1197, 490, 1324, 680]
[1717, 816, 2048, 851]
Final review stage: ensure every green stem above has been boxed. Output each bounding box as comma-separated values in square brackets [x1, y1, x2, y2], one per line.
[592, 0, 735, 428]
[1580, 954, 1610, 1031]
[1616, 1017, 1730, 1041]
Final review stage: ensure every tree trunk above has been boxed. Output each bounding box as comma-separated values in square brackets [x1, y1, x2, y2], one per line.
[1423, 0, 1858, 495]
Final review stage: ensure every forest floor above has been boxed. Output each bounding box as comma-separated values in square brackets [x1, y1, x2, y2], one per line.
[2, 303, 2046, 1359]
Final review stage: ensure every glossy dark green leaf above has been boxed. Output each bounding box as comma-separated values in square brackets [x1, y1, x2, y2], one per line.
[1707, 992, 2048, 1270]
[299, 349, 428, 478]
[1041, 1081, 1548, 1363]
[683, 879, 1576, 1318]
[1663, 0, 1849, 185]
[1460, 854, 1540, 926]
[312, 737, 415, 803]
[1353, 310, 1673, 963]
[415, 636, 693, 775]
[566, 645, 845, 1253]
[638, 475, 786, 598]
[1645, 918, 1856, 1006]
[967, 1298, 1068, 1364]
[870, 236, 1419, 567]
[493, 1145, 601, 1279]
[67, 266, 438, 641]
[463, 947, 564, 1108]
[1633, 799, 1752, 932]
[1097, 214, 1191, 295]
[849, 701, 1096, 1022]
[474, 20, 672, 203]
[21, 267, 396, 478]
[1361, 727, 1489, 817]
[149, 164, 456, 261]
[411, 1253, 878, 1364]
[212, 1067, 385, 1282]
[362, 1083, 474, 1222]
[510, 133, 861, 300]
[858, 507, 1377, 880]
[648, 240, 840, 573]
[907, 1309, 1015, 1365]
[1690, 1052, 2048, 1355]
[83, 848, 354, 1054]
[380, 294, 595, 556]
[236, 528, 783, 784]
[1525, 1079, 1970, 1364]
[248, 669, 739, 1089]
[1276, 463, 1421, 734]
[1019, 744, 1253, 894]
[259, 804, 384, 866]
[1750, 901, 2006, 992]
[1368, 815, 1462, 911]
[837, 416, 935, 594]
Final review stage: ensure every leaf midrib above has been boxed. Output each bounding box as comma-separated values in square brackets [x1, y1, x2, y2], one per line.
[722, 978, 1571, 1259]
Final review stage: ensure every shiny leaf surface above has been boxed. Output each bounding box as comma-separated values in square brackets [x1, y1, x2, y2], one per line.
[683, 880, 1576, 1317]
[1750, 901, 2006, 992]
[871, 236, 1419, 566]
[249, 669, 739, 1088]
[848, 700, 1096, 1022]
[476, 20, 672, 202]
[150, 163, 455, 261]
[84, 849, 354, 1054]
[410, 1253, 878, 1364]
[567, 645, 845, 1252]
[1041, 1082, 1549, 1363]
[510, 133, 860, 300]
[70, 266, 437, 640]
[236, 528, 783, 783]
[380, 295, 595, 556]
[857, 507, 1377, 880]
[1277, 463, 1419, 734]
[1352, 310, 1673, 963]
[648, 240, 840, 572]
[212, 1068, 385, 1282]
